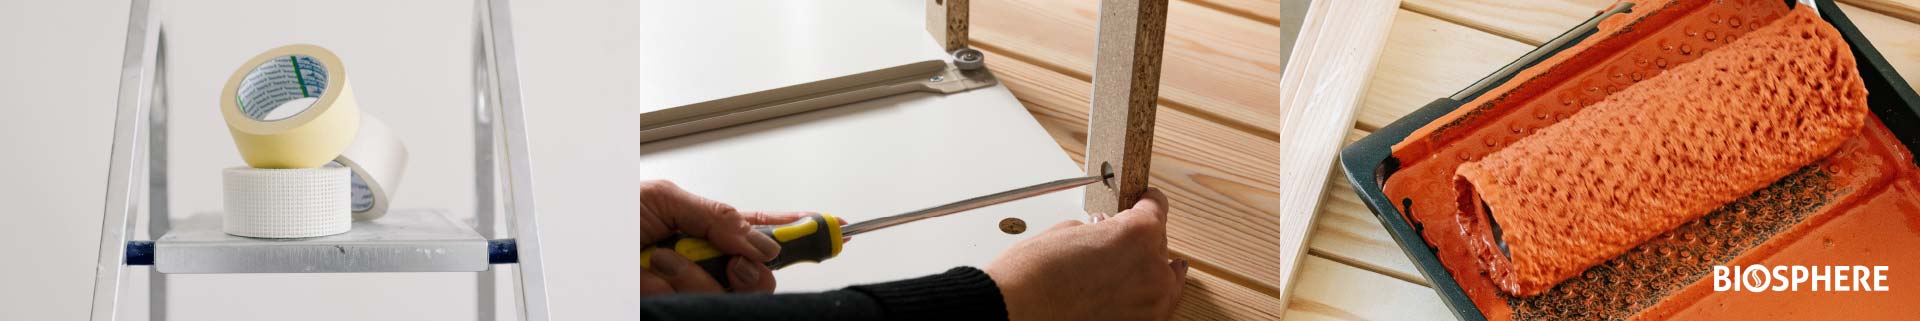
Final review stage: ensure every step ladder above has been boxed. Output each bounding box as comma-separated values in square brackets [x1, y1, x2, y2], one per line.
[87, 0, 550, 320]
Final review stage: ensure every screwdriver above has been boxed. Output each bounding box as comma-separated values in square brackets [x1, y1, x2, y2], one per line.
[642, 173, 1110, 289]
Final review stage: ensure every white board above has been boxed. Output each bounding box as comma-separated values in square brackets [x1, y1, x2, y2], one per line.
[640, 1, 1086, 292]
[640, 1, 942, 112]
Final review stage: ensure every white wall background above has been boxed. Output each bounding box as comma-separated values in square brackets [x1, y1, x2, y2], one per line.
[0, 0, 637, 320]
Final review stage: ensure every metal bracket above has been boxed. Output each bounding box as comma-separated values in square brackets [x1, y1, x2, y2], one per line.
[640, 50, 996, 143]
[641, 1, 987, 144]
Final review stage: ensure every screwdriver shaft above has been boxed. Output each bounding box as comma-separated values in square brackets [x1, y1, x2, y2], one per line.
[841, 174, 1109, 237]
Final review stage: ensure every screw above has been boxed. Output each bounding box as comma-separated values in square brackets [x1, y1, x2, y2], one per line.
[929, 76, 945, 82]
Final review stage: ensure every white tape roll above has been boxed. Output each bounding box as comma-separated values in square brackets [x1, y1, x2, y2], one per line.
[220, 44, 360, 169]
[335, 113, 408, 221]
[223, 166, 352, 238]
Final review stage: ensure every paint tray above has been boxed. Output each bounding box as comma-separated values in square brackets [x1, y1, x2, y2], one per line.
[1338, 0, 1920, 320]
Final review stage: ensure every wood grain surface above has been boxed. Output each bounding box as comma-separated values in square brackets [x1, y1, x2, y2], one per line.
[974, 0, 1920, 319]
[1841, 0, 1920, 25]
[1285, 256, 1452, 321]
[1839, 2, 1920, 94]
[985, 48, 1282, 289]
[1355, 10, 1533, 131]
[975, 0, 1282, 138]
[1273, 0, 1399, 315]
[1186, 0, 1281, 24]
[974, 0, 1284, 319]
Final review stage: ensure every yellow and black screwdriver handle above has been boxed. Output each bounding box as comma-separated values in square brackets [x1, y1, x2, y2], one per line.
[642, 213, 845, 289]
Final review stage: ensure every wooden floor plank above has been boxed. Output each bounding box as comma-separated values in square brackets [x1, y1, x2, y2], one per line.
[1397, 0, 1920, 95]
[1399, 0, 1611, 46]
[1841, 0, 1920, 25]
[1839, 2, 1920, 94]
[974, 0, 1283, 137]
[1179, 267, 1288, 321]
[1183, 0, 1283, 25]
[1356, 9, 1534, 131]
[984, 47, 1284, 289]
[1283, 255, 1452, 321]
[1313, 176, 1427, 287]
[1306, 129, 1427, 286]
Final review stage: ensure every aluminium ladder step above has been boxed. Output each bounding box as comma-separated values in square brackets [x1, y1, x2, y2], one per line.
[127, 209, 516, 274]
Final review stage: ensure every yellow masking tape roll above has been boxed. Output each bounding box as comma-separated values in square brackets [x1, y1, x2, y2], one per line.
[221, 44, 360, 169]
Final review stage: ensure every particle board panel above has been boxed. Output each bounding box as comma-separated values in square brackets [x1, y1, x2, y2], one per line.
[926, 0, 970, 52]
[972, 0, 1283, 137]
[1082, 0, 1170, 215]
[1282, 255, 1452, 321]
[985, 47, 1283, 287]
[1275, 0, 1399, 310]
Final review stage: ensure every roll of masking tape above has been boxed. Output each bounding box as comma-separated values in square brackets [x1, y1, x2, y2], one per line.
[335, 113, 408, 221]
[223, 166, 352, 238]
[220, 44, 360, 169]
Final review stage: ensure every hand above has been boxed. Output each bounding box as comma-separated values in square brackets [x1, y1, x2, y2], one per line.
[641, 180, 810, 296]
[984, 188, 1187, 321]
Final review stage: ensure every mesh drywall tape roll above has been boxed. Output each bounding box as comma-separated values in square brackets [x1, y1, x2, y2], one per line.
[337, 113, 407, 221]
[220, 44, 361, 169]
[223, 166, 352, 238]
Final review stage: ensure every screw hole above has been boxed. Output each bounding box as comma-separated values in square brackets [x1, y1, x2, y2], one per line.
[1099, 162, 1114, 187]
[999, 218, 1026, 234]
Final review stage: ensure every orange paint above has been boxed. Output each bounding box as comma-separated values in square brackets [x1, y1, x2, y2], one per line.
[1379, 0, 1920, 319]
[1641, 183, 1920, 320]
[1634, 117, 1920, 320]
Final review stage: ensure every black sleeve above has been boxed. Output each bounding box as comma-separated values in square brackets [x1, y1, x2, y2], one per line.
[641, 266, 1009, 321]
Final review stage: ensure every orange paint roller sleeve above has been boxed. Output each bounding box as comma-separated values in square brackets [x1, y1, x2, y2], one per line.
[1453, 8, 1869, 297]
